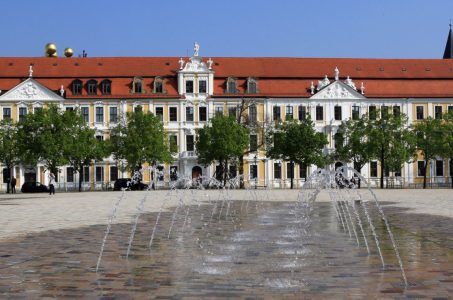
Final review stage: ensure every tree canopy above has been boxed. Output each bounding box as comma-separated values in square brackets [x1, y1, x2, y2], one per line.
[266, 118, 328, 189]
[110, 107, 172, 174]
[196, 115, 249, 185]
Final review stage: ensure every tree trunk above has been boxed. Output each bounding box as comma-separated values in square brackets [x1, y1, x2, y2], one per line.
[290, 161, 294, 189]
[239, 156, 244, 189]
[6, 166, 12, 194]
[423, 160, 428, 189]
[79, 165, 83, 192]
[450, 158, 453, 189]
[380, 147, 385, 189]
[223, 160, 228, 187]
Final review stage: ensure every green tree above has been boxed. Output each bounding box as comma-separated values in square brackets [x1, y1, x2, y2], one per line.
[0, 119, 20, 193]
[64, 110, 108, 192]
[18, 105, 70, 176]
[266, 118, 328, 189]
[110, 107, 172, 182]
[441, 111, 453, 188]
[334, 117, 373, 188]
[412, 117, 445, 189]
[367, 110, 416, 189]
[196, 115, 249, 186]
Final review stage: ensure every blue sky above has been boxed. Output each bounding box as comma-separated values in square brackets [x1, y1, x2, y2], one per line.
[0, 0, 452, 58]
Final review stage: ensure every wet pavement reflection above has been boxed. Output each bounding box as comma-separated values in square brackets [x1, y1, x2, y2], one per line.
[0, 200, 452, 299]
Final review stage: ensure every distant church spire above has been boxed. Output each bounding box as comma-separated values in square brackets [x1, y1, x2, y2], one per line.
[443, 21, 453, 59]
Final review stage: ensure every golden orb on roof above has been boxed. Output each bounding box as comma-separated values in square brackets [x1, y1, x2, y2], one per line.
[45, 43, 57, 57]
[64, 47, 74, 58]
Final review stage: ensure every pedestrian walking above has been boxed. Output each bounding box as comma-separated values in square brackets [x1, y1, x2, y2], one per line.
[10, 176, 16, 194]
[48, 172, 56, 195]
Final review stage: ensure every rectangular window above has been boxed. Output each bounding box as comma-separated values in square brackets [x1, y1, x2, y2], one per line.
[229, 165, 237, 179]
[155, 107, 163, 121]
[381, 105, 388, 119]
[215, 165, 222, 181]
[185, 80, 194, 93]
[199, 106, 207, 121]
[34, 107, 43, 114]
[3, 108, 11, 120]
[228, 106, 237, 118]
[286, 162, 294, 179]
[169, 107, 177, 122]
[215, 106, 223, 116]
[384, 166, 390, 177]
[109, 107, 118, 123]
[369, 105, 377, 120]
[299, 163, 307, 179]
[81, 107, 89, 123]
[370, 161, 378, 177]
[186, 135, 194, 151]
[449, 106, 453, 113]
[134, 106, 142, 113]
[169, 135, 178, 153]
[199, 80, 207, 93]
[95, 107, 104, 123]
[274, 163, 281, 179]
[393, 105, 400, 117]
[273, 106, 281, 121]
[19, 107, 27, 122]
[170, 166, 178, 181]
[436, 160, 443, 176]
[285, 106, 293, 120]
[417, 161, 425, 177]
[395, 168, 402, 177]
[96, 135, 104, 141]
[250, 134, 258, 152]
[249, 104, 257, 122]
[416, 106, 424, 120]
[334, 106, 342, 120]
[96, 166, 104, 182]
[83, 166, 90, 182]
[250, 165, 258, 179]
[67, 167, 74, 183]
[186, 107, 194, 122]
[66, 107, 74, 111]
[352, 105, 360, 120]
[435, 106, 443, 120]
[298, 106, 306, 120]
[110, 166, 118, 182]
[316, 106, 323, 121]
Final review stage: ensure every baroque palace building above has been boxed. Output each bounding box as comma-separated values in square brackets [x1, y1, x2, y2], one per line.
[1, 30, 453, 190]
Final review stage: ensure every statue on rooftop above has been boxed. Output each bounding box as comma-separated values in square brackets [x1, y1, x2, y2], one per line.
[194, 42, 200, 57]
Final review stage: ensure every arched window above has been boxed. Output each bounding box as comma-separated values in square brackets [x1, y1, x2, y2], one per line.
[247, 77, 258, 94]
[226, 77, 237, 94]
[153, 77, 164, 93]
[100, 79, 111, 95]
[132, 77, 143, 94]
[72, 79, 83, 95]
[86, 79, 98, 95]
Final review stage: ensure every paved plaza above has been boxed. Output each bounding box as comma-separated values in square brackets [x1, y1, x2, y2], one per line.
[0, 189, 452, 298]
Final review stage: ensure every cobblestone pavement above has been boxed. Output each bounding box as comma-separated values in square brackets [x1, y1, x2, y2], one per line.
[0, 189, 452, 298]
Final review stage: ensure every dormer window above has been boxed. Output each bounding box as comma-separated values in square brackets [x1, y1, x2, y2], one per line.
[100, 79, 111, 95]
[247, 77, 258, 94]
[226, 77, 237, 94]
[186, 80, 194, 93]
[87, 79, 98, 95]
[153, 77, 164, 93]
[132, 77, 144, 94]
[72, 79, 82, 95]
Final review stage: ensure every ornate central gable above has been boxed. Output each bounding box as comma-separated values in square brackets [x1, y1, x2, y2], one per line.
[310, 80, 366, 100]
[0, 78, 64, 102]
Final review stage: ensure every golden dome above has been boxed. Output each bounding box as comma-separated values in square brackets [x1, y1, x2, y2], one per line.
[64, 47, 74, 58]
[45, 43, 57, 57]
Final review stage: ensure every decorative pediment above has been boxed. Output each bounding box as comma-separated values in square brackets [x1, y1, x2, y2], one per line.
[310, 81, 366, 100]
[0, 78, 64, 102]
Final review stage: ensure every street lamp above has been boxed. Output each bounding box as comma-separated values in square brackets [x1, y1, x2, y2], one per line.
[254, 154, 258, 189]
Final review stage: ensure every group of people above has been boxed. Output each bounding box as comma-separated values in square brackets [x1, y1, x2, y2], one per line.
[4, 173, 56, 195]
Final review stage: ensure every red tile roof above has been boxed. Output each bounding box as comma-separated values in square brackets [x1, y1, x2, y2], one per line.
[0, 57, 452, 98]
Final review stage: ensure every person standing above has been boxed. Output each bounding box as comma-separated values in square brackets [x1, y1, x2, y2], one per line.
[10, 176, 16, 194]
[48, 172, 56, 195]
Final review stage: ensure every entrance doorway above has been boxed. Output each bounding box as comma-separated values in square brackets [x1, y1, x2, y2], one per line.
[192, 166, 202, 180]
[334, 162, 343, 171]
[24, 167, 37, 182]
